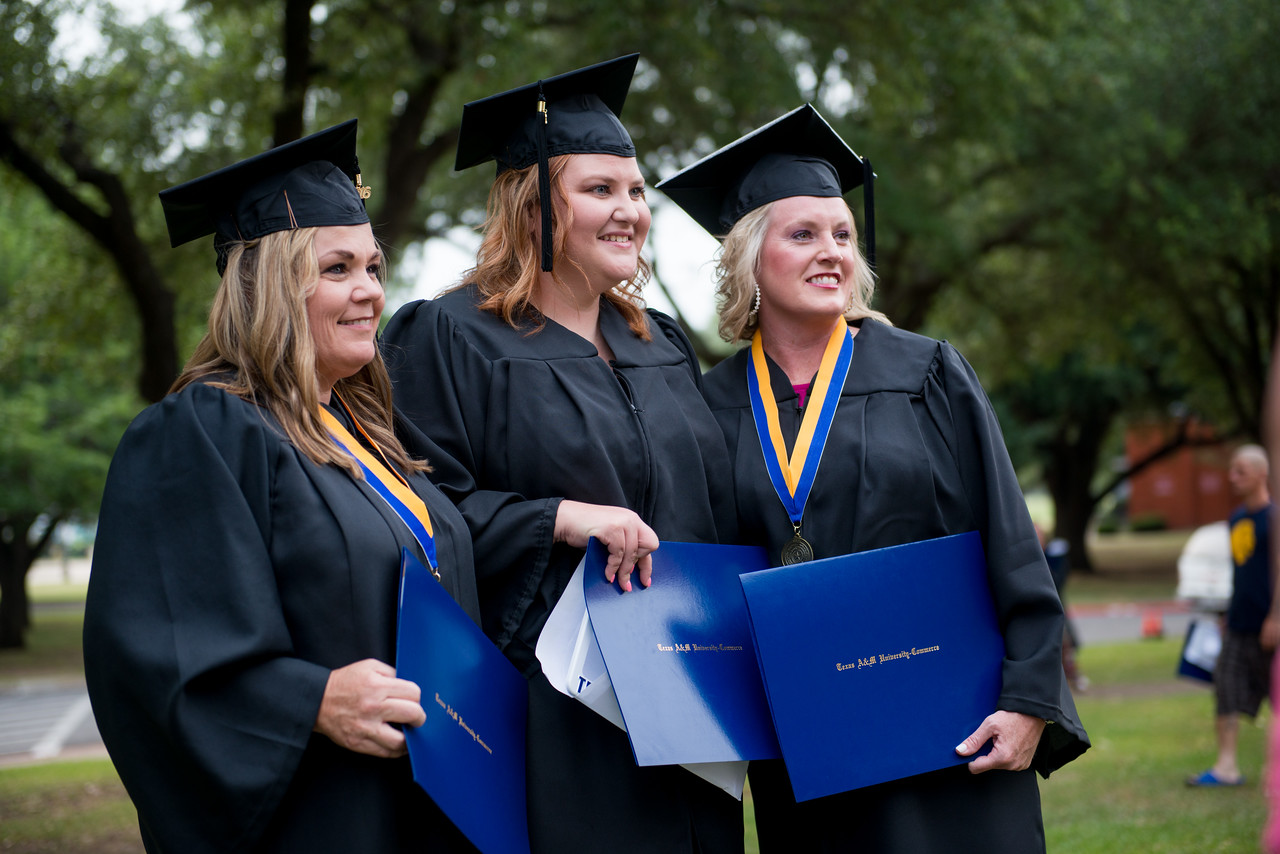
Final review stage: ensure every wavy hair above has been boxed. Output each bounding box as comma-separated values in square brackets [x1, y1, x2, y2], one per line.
[450, 154, 652, 339]
[714, 199, 889, 343]
[172, 227, 427, 477]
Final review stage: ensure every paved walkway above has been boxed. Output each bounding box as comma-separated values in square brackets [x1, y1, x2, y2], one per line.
[0, 678, 104, 767]
[1, 559, 102, 766]
[1070, 598, 1196, 645]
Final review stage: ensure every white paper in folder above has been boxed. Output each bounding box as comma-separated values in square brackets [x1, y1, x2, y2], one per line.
[535, 560, 749, 799]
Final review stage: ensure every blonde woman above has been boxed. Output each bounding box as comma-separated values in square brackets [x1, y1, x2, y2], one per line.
[659, 105, 1088, 854]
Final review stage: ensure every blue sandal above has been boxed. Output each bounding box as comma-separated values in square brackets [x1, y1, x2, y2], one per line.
[1186, 770, 1245, 787]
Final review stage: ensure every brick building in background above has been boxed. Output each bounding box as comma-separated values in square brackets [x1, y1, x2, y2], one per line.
[1124, 420, 1238, 530]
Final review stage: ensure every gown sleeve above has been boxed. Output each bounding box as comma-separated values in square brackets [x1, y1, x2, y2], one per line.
[928, 342, 1090, 775]
[83, 384, 332, 851]
[382, 299, 562, 650]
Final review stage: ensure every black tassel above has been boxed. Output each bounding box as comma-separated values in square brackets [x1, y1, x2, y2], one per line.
[862, 156, 875, 272]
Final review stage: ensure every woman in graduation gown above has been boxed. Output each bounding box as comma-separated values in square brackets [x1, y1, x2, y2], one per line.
[381, 56, 741, 854]
[657, 105, 1089, 853]
[83, 121, 481, 853]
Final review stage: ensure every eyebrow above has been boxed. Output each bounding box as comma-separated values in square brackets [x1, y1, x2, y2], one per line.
[778, 218, 852, 230]
[577, 174, 645, 185]
[320, 248, 382, 264]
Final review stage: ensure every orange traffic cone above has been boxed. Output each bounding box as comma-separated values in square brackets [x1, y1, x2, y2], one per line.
[1141, 608, 1164, 639]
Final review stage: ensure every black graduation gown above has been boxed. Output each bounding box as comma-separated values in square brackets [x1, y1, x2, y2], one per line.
[382, 285, 742, 854]
[83, 381, 482, 854]
[702, 318, 1089, 854]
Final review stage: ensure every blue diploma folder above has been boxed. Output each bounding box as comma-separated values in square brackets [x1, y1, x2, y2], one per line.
[739, 531, 1005, 801]
[396, 548, 530, 854]
[584, 539, 782, 766]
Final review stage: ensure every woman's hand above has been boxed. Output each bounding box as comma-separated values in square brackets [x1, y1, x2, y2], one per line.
[554, 500, 659, 592]
[955, 710, 1046, 773]
[314, 659, 426, 758]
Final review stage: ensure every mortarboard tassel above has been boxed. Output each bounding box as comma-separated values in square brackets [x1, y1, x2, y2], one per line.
[536, 84, 554, 272]
[862, 156, 875, 273]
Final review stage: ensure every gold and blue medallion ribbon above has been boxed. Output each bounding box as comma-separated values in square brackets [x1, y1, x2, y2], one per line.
[747, 318, 854, 564]
[319, 400, 440, 580]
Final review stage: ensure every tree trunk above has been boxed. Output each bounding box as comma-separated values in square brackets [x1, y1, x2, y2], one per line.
[1052, 482, 1096, 574]
[0, 561, 29, 649]
[0, 514, 61, 649]
[271, 0, 314, 148]
[0, 516, 37, 649]
[1043, 409, 1119, 573]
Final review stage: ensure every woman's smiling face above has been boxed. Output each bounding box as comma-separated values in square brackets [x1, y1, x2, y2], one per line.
[756, 195, 856, 328]
[551, 153, 651, 293]
[307, 223, 384, 400]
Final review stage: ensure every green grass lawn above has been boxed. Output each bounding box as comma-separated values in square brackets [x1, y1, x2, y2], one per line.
[0, 759, 142, 854]
[0, 611, 85, 688]
[1066, 529, 1188, 605]
[1044, 638, 1270, 853]
[5, 557, 1274, 853]
[1067, 574, 1179, 606]
[28, 581, 90, 604]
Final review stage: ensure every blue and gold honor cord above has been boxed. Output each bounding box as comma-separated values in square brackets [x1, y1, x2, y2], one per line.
[319, 397, 440, 580]
[747, 318, 854, 564]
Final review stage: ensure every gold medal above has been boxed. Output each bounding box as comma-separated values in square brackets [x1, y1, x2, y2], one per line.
[781, 525, 814, 565]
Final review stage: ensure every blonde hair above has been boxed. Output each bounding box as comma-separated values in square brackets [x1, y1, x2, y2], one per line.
[714, 199, 889, 343]
[172, 227, 427, 478]
[451, 154, 652, 339]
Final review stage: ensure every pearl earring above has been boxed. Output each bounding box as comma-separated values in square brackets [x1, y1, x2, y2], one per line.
[749, 283, 761, 323]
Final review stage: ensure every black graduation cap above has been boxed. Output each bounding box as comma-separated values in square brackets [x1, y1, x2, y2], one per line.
[455, 54, 640, 272]
[656, 104, 876, 268]
[159, 119, 371, 274]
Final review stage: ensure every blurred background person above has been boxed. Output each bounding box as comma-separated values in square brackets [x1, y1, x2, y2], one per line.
[1186, 443, 1274, 787]
[1261, 338, 1280, 851]
[1036, 521, 1088, 692]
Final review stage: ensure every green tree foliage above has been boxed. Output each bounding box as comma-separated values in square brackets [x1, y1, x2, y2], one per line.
[924, 0, 1278, 564]
[0, 0, 1274, 603]
[0, 175, 138, 646]
[1092, 0, 1279, 435]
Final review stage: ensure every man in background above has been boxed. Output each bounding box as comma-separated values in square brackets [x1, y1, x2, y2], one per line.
[1188, 444, 1274, 787]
